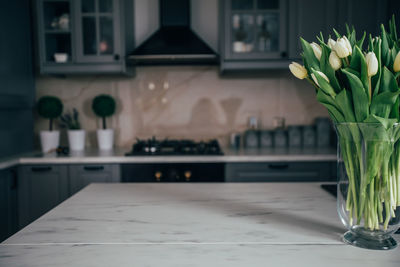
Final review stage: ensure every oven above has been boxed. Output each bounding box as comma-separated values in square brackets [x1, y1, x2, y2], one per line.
[121, 163, 225, 183]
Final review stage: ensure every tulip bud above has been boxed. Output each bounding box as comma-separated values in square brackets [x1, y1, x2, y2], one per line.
[310, 42, 322, 60]
[327, 38, 336, 49]
[311, 71, 329, 87]
[333, 38, 350, 58]
[329, 51, 342, 70]
[365, 52, 378, 77]
[289, 62, 308, 80]
[394, 51, 400, 72]
[342, 36, 352, 55]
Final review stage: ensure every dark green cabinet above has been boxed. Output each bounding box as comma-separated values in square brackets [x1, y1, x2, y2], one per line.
[0, 168, 18, 242]
[18, 165, 69, 228]
[35, 0, 134, 75]
[69, 164, 120, 196]
[225, 162, 335, 182]
[288, 0, 388, 60]
[219, 0, 289, 71]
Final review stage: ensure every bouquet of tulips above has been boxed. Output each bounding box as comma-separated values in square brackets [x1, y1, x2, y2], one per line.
[290, 16, 400, 230]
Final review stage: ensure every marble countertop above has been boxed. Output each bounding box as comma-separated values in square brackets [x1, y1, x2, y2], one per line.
[1, 183, 399, 266]
[0, 147, 337, 170]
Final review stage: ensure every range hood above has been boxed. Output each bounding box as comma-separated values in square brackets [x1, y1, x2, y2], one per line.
[129, 0, 218, 64]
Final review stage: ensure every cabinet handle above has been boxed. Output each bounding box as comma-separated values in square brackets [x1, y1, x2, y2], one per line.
[83, 166, 104, 171]
[114, 54, 120, 60]
[281, 51, 287, 58]
[268, 164, 289, 170]
[31, 166, 52, 172]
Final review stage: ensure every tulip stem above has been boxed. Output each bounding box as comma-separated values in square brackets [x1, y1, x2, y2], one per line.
[345, 57, 350, 66]
[368, 77, 372, 103]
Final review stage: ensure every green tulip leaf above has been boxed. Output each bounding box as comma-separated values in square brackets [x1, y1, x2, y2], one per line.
[379, 66, 398, 93]
[370, 91, 400, 118]
[341, 69, 369, 122]
[320, 44, 341, 93]
[311, 68, 337, 98]
[356, 31, 366, 48]
[372, 39, 382, 95]
[300, 38, 320, 72]
[381, 24, 390, 65]
[349, 46, 369, 91]
[335, 90, 356, 122]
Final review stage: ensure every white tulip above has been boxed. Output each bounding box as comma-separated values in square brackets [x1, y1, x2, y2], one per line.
[394, 51, 400, 72]
[333, 38, 351, 58]
[327, 38, 336, 49]
[310, 42, 322, 60]
[289, 62, 308, 80]
[365, 52, 378, 77]
[311, 71, 329, 87]
[342, 36, 352, 55]
[329, 51, 342, 70]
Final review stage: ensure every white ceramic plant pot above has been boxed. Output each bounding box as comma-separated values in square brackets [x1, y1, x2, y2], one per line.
[97, 129, 114, 150]
[40, 130, 60, 153]
[68, 130, 85, 151]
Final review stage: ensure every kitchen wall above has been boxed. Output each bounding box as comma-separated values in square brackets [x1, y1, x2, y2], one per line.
[34, 66, 329, 148]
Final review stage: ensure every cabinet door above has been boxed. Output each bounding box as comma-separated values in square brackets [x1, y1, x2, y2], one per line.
[69, 164, 120, 195]
[225, 162, 334, 182]
[0, 0, 35, 108]
[37, 0, 73, 65]
[18, 165, 69, 228]
[288, 0, 336, 59]
[223, 0, 287, 60]
[0, 168, 18, 242]
[75, 0, 121, 63]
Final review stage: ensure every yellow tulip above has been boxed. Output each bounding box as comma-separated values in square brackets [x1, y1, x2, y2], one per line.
[394, 51, 400, 72]
[289, 62, 308, 79]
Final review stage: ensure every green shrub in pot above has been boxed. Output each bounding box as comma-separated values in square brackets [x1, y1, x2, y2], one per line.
[92, 94, 116, 150]
[37, 96, 63, 153]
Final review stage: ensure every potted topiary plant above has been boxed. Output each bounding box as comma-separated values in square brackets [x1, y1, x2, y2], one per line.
[60, 108, 85, 151]
[92, 94, 116, 150]
[37, 96, 63, 153]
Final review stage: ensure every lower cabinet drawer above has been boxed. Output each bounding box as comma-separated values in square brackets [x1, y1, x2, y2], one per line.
[225, 162, 335, 182]
[69, 164, 120, 195]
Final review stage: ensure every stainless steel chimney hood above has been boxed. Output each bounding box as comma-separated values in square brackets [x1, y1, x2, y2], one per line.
[128, 0, 218, 65]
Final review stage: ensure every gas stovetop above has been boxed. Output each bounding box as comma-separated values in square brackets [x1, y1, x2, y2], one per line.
[125, 138, 223, 156]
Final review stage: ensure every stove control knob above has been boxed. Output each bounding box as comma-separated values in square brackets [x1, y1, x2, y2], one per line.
[184, 171, 192, 182]
[155, 171, 162, 182]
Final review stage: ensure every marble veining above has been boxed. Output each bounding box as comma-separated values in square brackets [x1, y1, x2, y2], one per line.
[1, 183, 399, 266]
[34, 66, 329, 149]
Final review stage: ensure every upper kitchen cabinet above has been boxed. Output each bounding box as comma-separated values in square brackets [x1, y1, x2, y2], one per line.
[288, 0, 388, 60]
[219, 0, 289, 72]
[35, 0, 134, 75]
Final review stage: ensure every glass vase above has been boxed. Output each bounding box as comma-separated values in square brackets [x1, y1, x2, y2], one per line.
[335, 122, 400, 250]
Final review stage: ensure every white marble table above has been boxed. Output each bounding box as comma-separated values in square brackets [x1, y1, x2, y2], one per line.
[1, 183, 399, 266]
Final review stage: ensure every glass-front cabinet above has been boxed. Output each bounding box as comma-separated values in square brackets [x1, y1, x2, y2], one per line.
[36, 0, 133, 75]
[75, 0, 120, 62]
[220, 0, 288, 71]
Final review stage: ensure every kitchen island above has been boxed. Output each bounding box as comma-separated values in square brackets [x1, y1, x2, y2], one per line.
[1, 183, 399, 266]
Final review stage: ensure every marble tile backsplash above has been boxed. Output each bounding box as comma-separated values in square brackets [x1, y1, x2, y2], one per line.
[34, 66, 328, 148]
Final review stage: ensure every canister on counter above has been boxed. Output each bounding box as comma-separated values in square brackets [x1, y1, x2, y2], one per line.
[273, 129, 287, 147]
[315, 117, 331, 147]
[244, 130, 259, 148]
[230, 132, 241, 149]
[302, 125, 316, 147]
[288, 126, 302, 147]
[260, 130, 273, 147]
